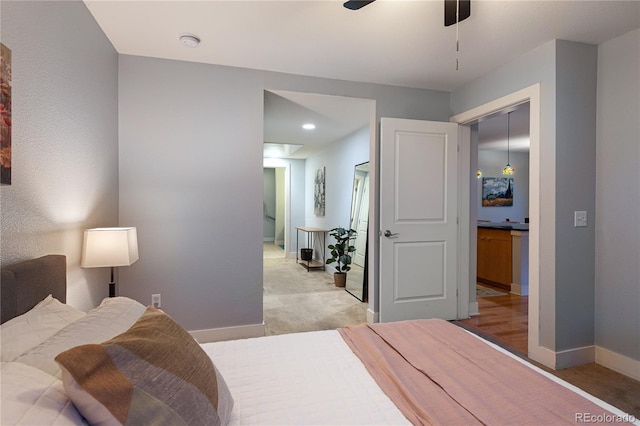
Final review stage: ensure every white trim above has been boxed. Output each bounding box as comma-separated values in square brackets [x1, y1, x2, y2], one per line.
[457, 125, 471, 320]
[189, 323, 265, 343]
[450, 83, 547, 367]
[367, 308, 378, 324]
[468, 301, 479, 317]
[555, 345, 595, 369]
[528, 344, 557, 369]
[596, 346, 640, 381]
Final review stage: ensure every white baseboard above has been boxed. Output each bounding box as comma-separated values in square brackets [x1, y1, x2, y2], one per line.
[468, 301, 479, 317]
[367, 308, 378, 324]
[596, 346, 640, 381]
[528, 344, 595, 370]
[555, 345, 595, 369]
[529, 343, 640, 381]
[189, 323, 265, 343]
[528, 344, 558, 369]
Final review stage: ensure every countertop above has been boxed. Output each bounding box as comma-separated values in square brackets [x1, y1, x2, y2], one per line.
[477, 222, 529, 231]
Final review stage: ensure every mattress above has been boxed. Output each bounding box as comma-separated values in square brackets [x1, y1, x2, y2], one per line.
[203, 327, 639, 426]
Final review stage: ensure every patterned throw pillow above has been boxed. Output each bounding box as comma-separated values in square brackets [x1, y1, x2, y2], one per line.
[55, 307, 233, 426]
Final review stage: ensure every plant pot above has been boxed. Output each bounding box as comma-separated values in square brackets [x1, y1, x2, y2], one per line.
[300, 248, 313, 261]
[334, 272, 347, 288]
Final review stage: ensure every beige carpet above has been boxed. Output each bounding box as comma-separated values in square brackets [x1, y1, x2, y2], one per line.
[263, 256, 367, 336]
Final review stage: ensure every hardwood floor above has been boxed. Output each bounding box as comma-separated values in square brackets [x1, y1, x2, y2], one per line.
[458, 289, 528, 355]
[457, 287, 640, 418]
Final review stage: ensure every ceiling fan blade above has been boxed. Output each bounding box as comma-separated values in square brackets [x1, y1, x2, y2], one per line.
[343, 0, 376, 11]
[444, 0, 471, 26]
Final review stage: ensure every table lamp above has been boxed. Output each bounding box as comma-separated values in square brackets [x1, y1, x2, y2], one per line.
[81, 227, 139, 297]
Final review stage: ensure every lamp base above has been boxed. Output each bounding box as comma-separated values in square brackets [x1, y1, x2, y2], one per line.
[109, 282, 116, 298]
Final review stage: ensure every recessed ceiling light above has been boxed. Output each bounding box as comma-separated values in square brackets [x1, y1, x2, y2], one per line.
[179, 33, 201, 48]
[302, 123, 316, 130]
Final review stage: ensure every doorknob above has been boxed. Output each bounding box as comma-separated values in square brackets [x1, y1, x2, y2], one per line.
[384, 230, 399, 238]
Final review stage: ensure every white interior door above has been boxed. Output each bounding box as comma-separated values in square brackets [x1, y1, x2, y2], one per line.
[379, 118, 459, 322]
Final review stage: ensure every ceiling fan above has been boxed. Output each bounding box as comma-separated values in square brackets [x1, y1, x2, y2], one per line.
[343, 0, 471, 26]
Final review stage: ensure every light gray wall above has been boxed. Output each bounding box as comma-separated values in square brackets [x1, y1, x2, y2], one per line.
[118, 56, 265, 330]
[595, 29, 640, 361]
[0, 1, 119, 311]
[452, 40, 559, 350]
[304, 126, 369, 269]
[477, 150, 530, 223]
[305, 127, 369, 230]
[119, 55, 450, 331]
[554, 41, 598, 352]
[455, 39, 611, 360]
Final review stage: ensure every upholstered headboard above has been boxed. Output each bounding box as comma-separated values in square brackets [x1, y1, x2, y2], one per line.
[1, 255, 67, 324]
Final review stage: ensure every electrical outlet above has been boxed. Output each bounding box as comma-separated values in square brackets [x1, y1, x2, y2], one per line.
[574, 211, 587, 227]
[151, 293, 161, 308]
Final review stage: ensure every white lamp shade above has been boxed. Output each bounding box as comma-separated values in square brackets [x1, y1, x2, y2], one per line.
[81, 227, 139, 268]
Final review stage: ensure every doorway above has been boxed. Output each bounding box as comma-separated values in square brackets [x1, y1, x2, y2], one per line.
[451, 83, 542, 365]
[262, 89, 374, 333]
[462, 102, 531, 354]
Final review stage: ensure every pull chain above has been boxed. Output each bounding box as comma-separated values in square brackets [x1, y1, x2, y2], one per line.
[455, 0, 460, 70]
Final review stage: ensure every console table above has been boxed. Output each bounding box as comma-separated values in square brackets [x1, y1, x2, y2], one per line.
[295, 226, 328, 271]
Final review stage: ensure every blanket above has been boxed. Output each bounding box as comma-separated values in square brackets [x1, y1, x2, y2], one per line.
[339, 319, 626, 425]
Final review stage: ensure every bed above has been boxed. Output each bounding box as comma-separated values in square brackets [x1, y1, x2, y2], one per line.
[1, 255, 637, 425]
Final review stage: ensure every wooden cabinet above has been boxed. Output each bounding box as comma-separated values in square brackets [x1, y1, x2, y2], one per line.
[477, 228, 512, 290]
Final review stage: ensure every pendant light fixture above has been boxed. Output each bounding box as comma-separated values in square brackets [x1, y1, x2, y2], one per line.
[502, 111, 515, 175]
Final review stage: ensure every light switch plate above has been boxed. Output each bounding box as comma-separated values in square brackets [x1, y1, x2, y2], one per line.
[574, 211, 587, 227]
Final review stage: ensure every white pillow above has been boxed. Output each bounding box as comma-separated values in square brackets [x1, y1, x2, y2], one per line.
[1, 295, 86, 362]
[15, 296, 146, 378]
[0, 361, 85, 425]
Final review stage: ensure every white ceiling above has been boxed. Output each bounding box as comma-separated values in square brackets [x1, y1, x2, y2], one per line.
[84, 0, 639, 156]
[264, 90, 372, 159]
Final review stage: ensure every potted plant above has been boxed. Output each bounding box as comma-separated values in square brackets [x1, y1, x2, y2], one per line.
[326, 227, 357, 287]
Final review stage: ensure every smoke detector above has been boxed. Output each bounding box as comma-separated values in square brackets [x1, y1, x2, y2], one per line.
[179, 34, 201, 48]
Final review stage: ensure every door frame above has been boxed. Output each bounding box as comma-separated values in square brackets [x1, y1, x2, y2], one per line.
[450, 83, 542, 361]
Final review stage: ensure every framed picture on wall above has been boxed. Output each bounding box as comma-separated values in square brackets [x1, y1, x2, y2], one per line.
[314, 167, 325, 216]
[482, 177, 513, 207]
[1, 42, 11, 185]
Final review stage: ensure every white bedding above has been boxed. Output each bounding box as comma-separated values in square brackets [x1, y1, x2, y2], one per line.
[0, 362, 86, 425]
[2, 294, 637, 426]
[205, 329, 640, 426]
[14, 297, 145, 378]
[202, 330, 409, 425]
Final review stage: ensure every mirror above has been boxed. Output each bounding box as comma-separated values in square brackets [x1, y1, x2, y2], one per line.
[345, 162, 369, 301]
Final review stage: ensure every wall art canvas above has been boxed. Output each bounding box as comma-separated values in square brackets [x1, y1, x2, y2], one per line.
[1, 43, 11, 185]
[314, 167, 325, 216]
[482, 177, 513, 207]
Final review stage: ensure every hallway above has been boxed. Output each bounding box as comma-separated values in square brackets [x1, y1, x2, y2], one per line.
[262, 243, 367, 335]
